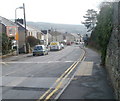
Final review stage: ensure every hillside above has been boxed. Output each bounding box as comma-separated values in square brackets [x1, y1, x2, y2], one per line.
[27, 22, 87, 34]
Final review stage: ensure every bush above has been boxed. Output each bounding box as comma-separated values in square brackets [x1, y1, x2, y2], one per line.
[2, 33, 12, 55]
[88, 2, 113, 65]
[26, 36, 40, 47]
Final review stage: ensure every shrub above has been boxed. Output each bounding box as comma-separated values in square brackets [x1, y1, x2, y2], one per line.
[2, 33, 12, 55]
[26, 36, 40, 47]
[88, 2, 113, 65]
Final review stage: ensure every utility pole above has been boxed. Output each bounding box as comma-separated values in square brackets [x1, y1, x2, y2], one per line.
[118, 1, 120, 39]
[23, 3, 27, 53]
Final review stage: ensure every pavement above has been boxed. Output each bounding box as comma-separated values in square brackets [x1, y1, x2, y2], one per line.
[2, 53, 32, 62]
[59, 47, 116, 100]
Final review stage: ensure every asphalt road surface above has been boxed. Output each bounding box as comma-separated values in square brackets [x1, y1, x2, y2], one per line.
[1, 45, 84, 100]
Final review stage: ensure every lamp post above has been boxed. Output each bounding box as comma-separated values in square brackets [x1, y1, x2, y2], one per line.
[15, 3, 27, 53]
[15, 7, 23, 55]
[23, 3, 27, 53]
[15, 7, 23, 22]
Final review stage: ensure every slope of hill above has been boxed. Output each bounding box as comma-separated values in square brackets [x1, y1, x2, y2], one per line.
[27, 22, 87, 34]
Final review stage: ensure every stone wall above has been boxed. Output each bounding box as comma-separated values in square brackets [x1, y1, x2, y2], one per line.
[106, 2, 120, 101]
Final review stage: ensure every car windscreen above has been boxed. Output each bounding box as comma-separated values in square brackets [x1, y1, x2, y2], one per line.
[34, 46, 43, 50]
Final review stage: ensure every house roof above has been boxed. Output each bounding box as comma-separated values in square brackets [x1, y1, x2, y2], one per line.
[71, 33, 80, 38]
[0, 16, 17, 26]
[17, 22, 42, 33]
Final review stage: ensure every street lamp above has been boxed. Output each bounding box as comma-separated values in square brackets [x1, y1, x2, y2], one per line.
[15, 3, 27, 53]
[15, 6, 23, 55]
[15, 7, 23, 22]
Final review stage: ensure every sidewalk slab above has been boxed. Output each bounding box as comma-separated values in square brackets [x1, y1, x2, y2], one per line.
[76, 61, 93, 76]
[2, 53, 32, 62]
[59, 48, 115, 100]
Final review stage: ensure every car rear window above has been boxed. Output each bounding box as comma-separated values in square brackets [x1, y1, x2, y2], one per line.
[50, 42, 59, 45]
[34, 46, 43, 50]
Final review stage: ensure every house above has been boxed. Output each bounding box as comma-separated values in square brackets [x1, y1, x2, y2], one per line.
[48, 29, 76, 44]
[64, 33, 75, 43]
[48, 33, 52, 44]
[49, 29, 64, 42]
[0, 16, 18, 38]
[0, 16, 19, 52]
[71, 33, 81, 42]
[16, 22, 44, 53]
[41, 30, 49, 46]
[0, 22, 6, 34]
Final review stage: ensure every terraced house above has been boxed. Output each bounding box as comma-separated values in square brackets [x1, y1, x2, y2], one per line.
[0, 16, 18, 39]
[0, 16, 19, 54]
[0, 16, 48, 53]
[16, 22, 43, 53]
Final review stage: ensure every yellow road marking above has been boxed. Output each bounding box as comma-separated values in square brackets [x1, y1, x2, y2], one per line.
[37, 47, 86, 101]
[38, 61, 77, 100]
[44, 60, 80, 101]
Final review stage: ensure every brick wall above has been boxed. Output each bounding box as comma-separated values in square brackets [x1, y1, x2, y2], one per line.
[106, 2, 120, 101]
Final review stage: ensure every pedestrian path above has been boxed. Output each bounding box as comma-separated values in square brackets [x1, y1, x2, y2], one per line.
[76, 61, 93, 76]
[2, 53, 32, 62]
[59, 48, 115, 100]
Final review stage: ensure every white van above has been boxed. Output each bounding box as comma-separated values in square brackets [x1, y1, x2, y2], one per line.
[49, 42, 61, 51]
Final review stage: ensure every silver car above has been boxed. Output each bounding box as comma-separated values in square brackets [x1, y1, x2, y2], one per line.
[33, 45, 48, 56]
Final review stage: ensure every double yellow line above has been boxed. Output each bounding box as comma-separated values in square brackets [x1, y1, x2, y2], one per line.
[37, 49, 86, 101]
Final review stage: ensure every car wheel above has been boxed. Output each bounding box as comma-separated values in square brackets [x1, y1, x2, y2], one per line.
[43, 52, 45, 55]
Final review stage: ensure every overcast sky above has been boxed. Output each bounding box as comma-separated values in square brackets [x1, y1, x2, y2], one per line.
[0, 0, 107, 25]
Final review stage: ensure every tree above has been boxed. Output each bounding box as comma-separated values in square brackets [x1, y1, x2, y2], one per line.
[89, 2, 113, 65]
[2, 33, 12, 55]
[26, 36, 40, 47]
[82, 9, 97, 32]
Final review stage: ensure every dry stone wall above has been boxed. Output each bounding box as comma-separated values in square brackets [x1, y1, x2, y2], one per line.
[106, 2, 120, 101]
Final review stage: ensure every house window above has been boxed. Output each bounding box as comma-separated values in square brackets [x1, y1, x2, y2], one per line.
[29, 32, 30, 36]
[7, 26, 17, 37]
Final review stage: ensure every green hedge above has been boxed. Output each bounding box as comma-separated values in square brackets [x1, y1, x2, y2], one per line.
[2, 33, 13, 55]
[89, 3, 113, 65]
[26, 36, 40, 47]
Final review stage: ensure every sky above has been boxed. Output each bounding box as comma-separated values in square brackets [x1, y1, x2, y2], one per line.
[0, 0, 107, 25]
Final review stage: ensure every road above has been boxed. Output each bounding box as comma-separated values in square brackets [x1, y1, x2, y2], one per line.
[1, 45, 85, 100]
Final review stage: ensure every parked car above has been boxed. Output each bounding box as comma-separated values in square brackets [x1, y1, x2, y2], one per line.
[76, 42, 80, 45]
[49, 42, 61, 51]
[66, 41, 71, 45]
[60, 43, 64, 49]
[33, 45, 48, 56]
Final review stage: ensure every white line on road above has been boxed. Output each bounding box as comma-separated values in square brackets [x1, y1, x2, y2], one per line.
[1, 61, 76, 64]
[0, 62, 8, 65]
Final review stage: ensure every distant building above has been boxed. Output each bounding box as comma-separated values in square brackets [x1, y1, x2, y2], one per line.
[65, 33, 75, 43]
[49, 29, 64, 42]
[71, 33, 82, 42]
[48, 29, 75, 44]
[48, 33, 52, 44]
[41, 30, 49, 46]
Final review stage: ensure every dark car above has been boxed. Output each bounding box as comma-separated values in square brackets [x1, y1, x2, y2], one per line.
[66, 41, 71, 45]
